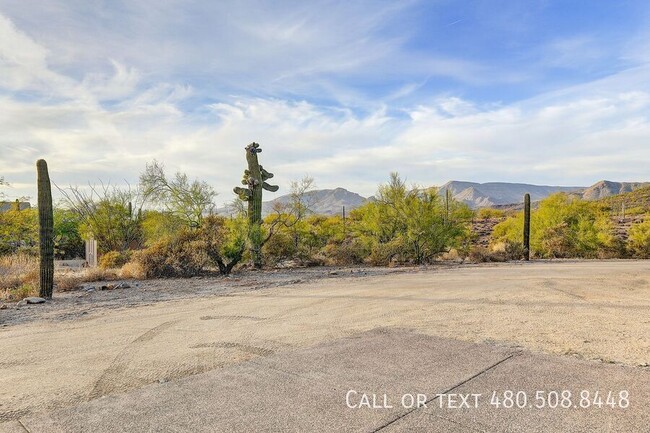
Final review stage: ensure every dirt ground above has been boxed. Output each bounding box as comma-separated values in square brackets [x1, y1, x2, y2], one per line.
[1, 260, 649, 422]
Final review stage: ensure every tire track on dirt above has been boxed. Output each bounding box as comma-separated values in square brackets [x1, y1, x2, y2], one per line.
[190, 342, 275, 356]
[87, 320, 179, 400]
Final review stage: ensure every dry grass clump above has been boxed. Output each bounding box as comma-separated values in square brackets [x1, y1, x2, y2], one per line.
[1, 253, 124, 301]
[467, 246, 506, 263]
[55, 267, 121, 292]
[0, 254, 39, 301]
[119, 261, 146, 279]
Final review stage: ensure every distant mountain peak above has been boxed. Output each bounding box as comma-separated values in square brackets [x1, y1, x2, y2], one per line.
[439, 180, 649, 208]
[216, 180, 650, 215]
[261, 187, 369, 216]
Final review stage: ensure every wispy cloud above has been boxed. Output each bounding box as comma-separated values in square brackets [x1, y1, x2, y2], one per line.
[1, 1, 650, 204]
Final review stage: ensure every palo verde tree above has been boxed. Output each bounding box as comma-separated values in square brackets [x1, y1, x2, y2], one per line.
[355, 173, 472, 265]
[233, 142, 279, 268]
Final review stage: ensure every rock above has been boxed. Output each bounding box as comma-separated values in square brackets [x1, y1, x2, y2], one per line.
[329, 270, 338, 275]
[25, 297, 46, 304]
[16, 299, 27, 307]
[0, 303, 7, 310]
[100, 282, 130, 291]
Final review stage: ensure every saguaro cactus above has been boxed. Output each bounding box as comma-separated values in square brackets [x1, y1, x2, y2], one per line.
[523, 193, 531, 261]
[233, 142, 278, 268]
[37, 159, 54, 299]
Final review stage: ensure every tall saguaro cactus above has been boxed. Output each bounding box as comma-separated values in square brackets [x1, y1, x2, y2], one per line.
[233, 142, 279, 268]
[523, 193, 531, 261]
[37, 159, 54, 299]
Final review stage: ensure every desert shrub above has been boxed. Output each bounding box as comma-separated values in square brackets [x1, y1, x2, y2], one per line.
[131, 230, 208, 278]
[53, 208, 85, 259]
[621, 206, 646, 216]
[352, 173, 472, 265]
[321, 240, 368, 265]
[99, 250, 131, 269]
[120, 261, 146, 279]
[628, 219, 650, 258]
[491, 241, 525, 260]
[54, 272, 84, 291]
[129, 215, 245, 277]
[476, 208, 505, 219]
[263, 231, 297, 265]
[492, 193, 616, 258]
[467, 247, 506, 263]
[200, 215, 247, 274]
[61, 186, 143, 253]
[504, 240, 525, 260]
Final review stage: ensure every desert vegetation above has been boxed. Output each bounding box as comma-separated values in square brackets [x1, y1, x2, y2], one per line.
[1, 159, 649, 302]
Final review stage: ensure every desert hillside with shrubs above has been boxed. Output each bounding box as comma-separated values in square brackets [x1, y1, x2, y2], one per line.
[1, 168, 648, 302]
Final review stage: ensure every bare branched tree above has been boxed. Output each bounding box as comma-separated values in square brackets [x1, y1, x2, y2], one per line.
[267, 175, 316, 248]
[140, 160, 217, 228]
[57, 181, 144, 253]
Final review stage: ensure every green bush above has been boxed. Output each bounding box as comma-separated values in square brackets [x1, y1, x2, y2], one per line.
[628, 219, 650, 258]
[492, 193, 616, 258]
[321, 240, 368, 266]
[200, 215, 247, 274]
[476, 208, 505, 219]
[351, 173, 472, 265]
[0, 208, 38, 255]
[262, 231, 297, 265]
[141, 210, 185, 246]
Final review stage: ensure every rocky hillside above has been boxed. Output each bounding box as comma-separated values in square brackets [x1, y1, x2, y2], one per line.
[438, 181, 581, 209]
[592, 185, 650, 212]
[443, 180, 650, 209]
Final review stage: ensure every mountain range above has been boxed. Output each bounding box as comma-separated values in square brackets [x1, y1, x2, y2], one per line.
[261, 187, 368, 216]
[217, 180, 649, 216]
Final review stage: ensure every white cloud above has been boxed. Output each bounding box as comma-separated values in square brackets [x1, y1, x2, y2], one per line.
[1, 4, 650, 205]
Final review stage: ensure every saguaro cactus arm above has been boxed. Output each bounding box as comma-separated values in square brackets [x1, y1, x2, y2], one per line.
[233, 187, 252, 201]
[263, 182, 279, 192]
[260, 165, 274, 180]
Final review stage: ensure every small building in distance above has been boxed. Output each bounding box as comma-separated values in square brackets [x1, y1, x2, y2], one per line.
[0, 201, 31, 212]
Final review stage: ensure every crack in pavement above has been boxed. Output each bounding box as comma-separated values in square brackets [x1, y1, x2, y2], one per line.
[371, 352, 519, 433]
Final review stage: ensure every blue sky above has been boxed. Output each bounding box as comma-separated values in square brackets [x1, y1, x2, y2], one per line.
[1, 0, 649, 204]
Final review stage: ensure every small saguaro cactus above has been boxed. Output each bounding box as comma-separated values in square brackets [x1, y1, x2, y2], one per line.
[37, 159, 54, 299]
[523, 193, 531, 261]
[233, 142, 279, 268]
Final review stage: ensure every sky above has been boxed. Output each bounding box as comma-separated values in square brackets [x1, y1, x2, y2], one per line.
[1, 0, 649, 205]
